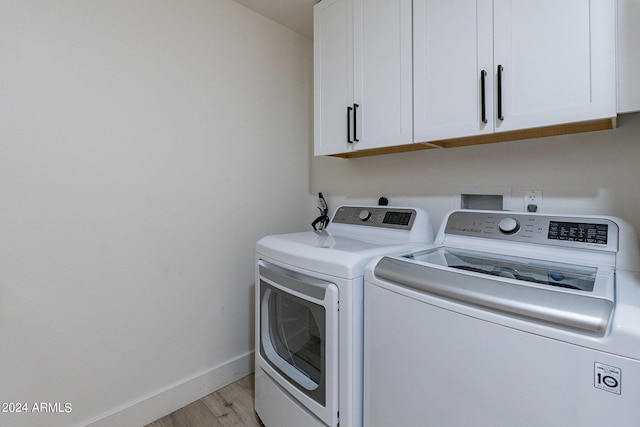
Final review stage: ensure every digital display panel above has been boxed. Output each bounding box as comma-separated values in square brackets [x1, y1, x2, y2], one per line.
[383, 211, 412, 226]
[548, 222, 608, 244]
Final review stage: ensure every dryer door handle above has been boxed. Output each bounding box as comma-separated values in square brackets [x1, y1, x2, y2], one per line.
[259, 261, 331, 301]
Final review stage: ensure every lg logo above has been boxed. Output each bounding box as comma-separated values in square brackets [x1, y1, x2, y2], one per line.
[595, 362, 622, 395]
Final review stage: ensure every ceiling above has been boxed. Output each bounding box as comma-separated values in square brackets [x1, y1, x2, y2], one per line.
[232, 0, 318, 39]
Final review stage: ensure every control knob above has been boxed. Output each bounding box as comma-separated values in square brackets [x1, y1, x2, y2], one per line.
[498, 217, 520, 234]
[359, 209, 372, 222]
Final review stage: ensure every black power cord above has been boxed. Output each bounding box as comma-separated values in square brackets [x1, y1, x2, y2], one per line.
[311, 192, 329, 231]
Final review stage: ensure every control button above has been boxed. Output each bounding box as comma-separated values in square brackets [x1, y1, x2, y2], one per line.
[498, 217, 520, 234]
[359, 209, 372, 221]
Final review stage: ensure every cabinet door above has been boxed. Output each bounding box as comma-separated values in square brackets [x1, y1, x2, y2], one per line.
[413, 0, 494, 142]
[617, 0, 640, 113]
[354, 0, 413, 149]
[314, 0, 355, 156]
[413, 0, 493, 142]
[493, 0, 616, 132]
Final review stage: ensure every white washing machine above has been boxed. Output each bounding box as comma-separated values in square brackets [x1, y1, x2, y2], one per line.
[255, 205, 433, 427]
[364, 210, 640, 427]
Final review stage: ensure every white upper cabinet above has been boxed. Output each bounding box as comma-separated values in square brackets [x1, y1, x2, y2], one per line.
[316, 0, 618, 156]
[414, 0, 617, 143]
[413, 1, 494, 142]
[314, 0, 353, 156]
[493, 0, 616, 132]
[314, 0, 413, 156]
[617, 0, 640, 113]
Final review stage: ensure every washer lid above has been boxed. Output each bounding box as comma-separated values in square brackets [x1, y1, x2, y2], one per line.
[407, 247, 600, 292]
[373, 252, 615, 335]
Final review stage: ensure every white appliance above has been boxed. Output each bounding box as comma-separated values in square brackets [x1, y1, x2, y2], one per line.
[255, 206, 433, 427]
[364, 210, 640, 427]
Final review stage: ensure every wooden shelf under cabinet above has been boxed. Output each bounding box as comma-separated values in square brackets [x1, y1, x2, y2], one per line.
[329, 118, 616, 159]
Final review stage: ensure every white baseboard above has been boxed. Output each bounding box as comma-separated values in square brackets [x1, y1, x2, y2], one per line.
[79, 351, 255, 427]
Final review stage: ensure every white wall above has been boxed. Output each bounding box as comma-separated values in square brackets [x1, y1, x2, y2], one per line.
[312, 113, 640, 236]
[0, 1, 312, 426]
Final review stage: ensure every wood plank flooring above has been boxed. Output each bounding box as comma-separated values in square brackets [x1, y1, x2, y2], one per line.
[146, 374, 263, 427]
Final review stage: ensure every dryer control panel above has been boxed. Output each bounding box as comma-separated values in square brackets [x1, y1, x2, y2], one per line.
[332, 206, 416, 230]
[444, 211, 619, 252]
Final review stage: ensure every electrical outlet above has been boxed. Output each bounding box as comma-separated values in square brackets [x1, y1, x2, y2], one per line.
[524, 190, 542, 212]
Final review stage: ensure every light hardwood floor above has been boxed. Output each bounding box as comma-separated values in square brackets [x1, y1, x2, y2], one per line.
[146, 374, 263, 427]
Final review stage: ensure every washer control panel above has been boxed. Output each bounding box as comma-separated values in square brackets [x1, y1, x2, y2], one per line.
[444, 211, 619, 251]
[332, 206, 416, 230]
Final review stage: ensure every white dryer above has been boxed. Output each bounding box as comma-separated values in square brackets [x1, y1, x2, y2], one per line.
[364, 210, 640, 427]
[255, 206, 433, 427]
